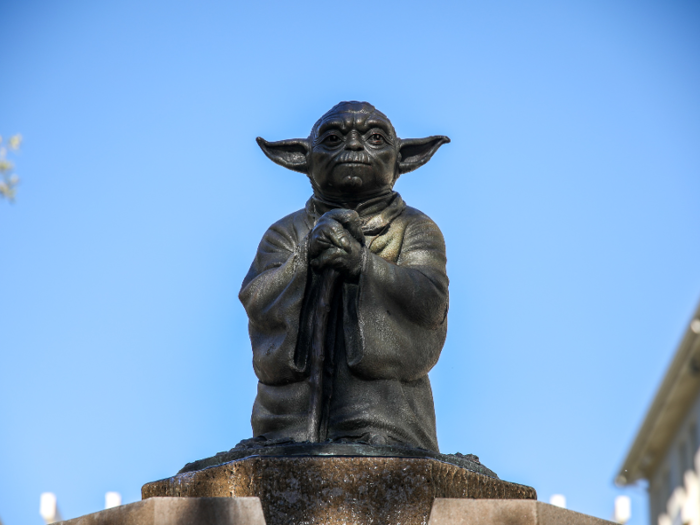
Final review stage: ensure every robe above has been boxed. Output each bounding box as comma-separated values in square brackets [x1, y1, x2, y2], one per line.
[239, 192, 449, 452]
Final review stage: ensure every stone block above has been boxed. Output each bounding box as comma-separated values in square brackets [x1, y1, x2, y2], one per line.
[142, 456, 535, 525]
[428, 499, 616, 525]
[55, 497, 266, 525]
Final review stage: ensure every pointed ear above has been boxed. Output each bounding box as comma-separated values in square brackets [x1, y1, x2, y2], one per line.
[397, 136, 451, 175]
[256, 137, 310, 174]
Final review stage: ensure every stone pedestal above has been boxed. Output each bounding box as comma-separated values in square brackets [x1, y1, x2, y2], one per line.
[428, 499, 616, 525]
[142, 456, 536, 525]
[55, 497, 617, 525]
[54, 497, 265, 525]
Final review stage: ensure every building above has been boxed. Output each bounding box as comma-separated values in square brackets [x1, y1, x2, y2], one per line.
[616, 303, 700, 525]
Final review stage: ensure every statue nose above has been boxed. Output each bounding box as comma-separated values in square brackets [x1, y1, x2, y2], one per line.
[345, 134, 363, 151]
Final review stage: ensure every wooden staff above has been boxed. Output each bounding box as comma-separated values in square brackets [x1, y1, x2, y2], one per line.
[306, 268, 339, 443]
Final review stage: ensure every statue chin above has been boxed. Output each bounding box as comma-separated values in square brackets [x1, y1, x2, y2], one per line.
[332, 164, 372, 192]
[341, 175, 363, 188]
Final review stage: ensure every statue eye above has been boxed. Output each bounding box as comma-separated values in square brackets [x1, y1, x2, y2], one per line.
[369, 133, 384, 144]
[324, 134, 341, 145]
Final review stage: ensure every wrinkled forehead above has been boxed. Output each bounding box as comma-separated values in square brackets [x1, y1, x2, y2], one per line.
[311, 103, 396, 141]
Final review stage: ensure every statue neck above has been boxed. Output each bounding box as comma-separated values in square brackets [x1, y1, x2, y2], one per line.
[312, 188, 394, 210]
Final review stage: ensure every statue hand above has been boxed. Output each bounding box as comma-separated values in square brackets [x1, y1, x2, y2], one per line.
[320, 209, 364, 245]
[309, 210, 364, 277]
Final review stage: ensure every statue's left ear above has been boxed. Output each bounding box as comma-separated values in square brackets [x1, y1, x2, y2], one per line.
[256, 137, 310, 174]
[397, 136, 451, 175]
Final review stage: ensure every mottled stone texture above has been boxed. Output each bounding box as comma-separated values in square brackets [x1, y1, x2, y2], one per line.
[55, 497, 265, 525]
[428, 499, 616, 525]
[142, 456, 536, 525]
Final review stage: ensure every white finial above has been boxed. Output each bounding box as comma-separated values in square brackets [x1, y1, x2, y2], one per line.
[39, 492, 62, 524]
[614, 495, 631, 524]
[549, 494, 566, 508]
[105, 492, 122, 509]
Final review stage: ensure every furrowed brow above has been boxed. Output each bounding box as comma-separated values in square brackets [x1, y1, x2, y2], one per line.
[360, 117, 393, 135]
[317, 118, 347, 136]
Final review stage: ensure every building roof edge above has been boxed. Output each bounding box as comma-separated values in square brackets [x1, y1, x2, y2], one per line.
[616, 302, 700, 486]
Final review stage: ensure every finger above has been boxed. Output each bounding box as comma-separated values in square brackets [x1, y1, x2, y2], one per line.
[344, 219, 364, 245]
[311, 219, 341, 248]
[314, 219, 344, 242]
[309, 237, 333, 258]
[315, 216, 343, 229]
[323, 209, 364, 244]
[312, 247, 345, 269]
[337, 234, 352, 251]
[329, 230, 355, 252]
[320, 221, 351, 250]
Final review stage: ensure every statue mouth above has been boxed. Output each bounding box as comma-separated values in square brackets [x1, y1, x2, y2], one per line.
[338, 161, 371, 166]
[336, 151, 372, 165]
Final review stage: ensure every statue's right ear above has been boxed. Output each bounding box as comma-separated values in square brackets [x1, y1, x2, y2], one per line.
[256, 137, 310, 174]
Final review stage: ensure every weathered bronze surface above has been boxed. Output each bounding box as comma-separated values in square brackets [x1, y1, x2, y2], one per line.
[138, 103, 539, 525]
[241, 101, 451, 453]
[142, 456, 536, 525]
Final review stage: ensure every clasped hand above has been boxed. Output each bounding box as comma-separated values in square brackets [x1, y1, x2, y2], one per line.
[309, 209, 365, 277]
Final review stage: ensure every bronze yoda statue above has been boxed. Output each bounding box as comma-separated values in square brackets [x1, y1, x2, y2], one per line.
[240, 101, 450, 453]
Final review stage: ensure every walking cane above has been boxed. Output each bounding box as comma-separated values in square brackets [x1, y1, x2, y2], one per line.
[306, 268, 340, 443]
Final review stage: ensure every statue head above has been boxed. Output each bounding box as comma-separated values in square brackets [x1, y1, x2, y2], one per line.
[257, 101, 450, 202]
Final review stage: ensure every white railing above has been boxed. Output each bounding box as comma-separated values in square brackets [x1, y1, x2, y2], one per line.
[39, 492, 122, 524]
[658, 450, 700, 525]
[547, 493, 630, 523]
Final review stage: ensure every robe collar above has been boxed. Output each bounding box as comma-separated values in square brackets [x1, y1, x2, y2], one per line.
[306, 191, 407, 236]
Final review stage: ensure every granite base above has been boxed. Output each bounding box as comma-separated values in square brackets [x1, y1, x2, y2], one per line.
[142, 456, 536, 525]
[53, 497, 264, 525]
[428, 499, 616, 525]
[54, 497, 618, 525]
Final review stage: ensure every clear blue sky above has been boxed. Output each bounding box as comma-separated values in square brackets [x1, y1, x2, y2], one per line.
[1, 1, 699, 524]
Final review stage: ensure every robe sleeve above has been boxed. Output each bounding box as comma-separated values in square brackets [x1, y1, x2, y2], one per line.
[239, 217, 310, 386]
[345, 212, 449, 382]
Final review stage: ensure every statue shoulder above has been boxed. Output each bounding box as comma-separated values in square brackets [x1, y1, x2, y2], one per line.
[267, 207, 311, 231]
[391, 205, 446, 258]
[257, 208, 313, 251]
[398, 205, 443, 233]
